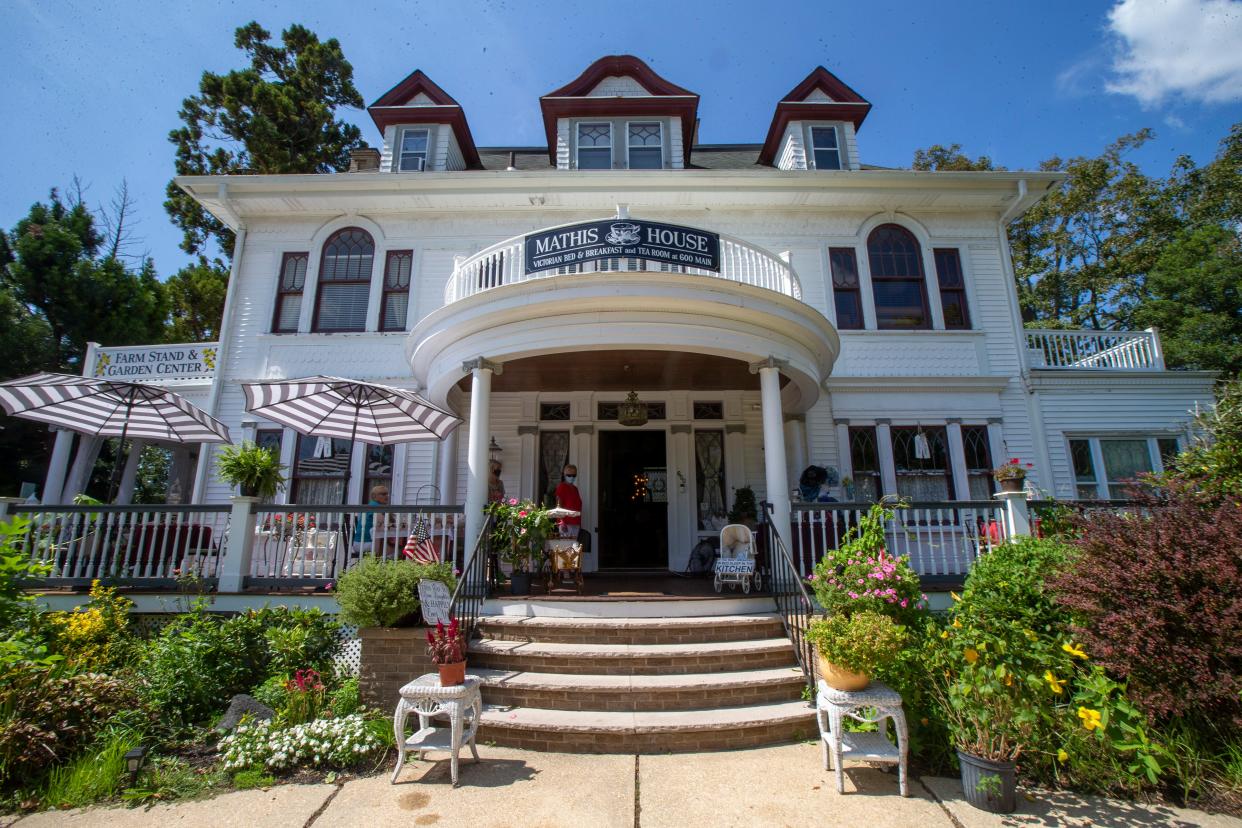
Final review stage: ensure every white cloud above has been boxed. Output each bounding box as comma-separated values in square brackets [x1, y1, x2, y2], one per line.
[1106, 0, 1242, 106]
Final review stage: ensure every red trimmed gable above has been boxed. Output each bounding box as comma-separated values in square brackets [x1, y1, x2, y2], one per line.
[539, 55, 700, 165]
[368, 70, 483, 169]
[758, 66, 872, 167]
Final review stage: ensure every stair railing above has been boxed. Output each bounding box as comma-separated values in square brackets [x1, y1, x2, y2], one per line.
[760, 501, 822, 693]
[448, 515, 494, 642]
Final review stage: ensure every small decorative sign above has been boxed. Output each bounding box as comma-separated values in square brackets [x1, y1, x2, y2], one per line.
[714, 558, 755, 575]
[524, 218, 720, 274]
[92, 343, 219, 382]
[418, 579, 452, 626]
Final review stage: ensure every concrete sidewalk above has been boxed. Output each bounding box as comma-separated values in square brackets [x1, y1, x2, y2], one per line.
[7, 743, 1239, 828]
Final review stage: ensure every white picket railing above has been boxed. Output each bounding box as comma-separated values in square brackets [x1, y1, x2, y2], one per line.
[444, 232, 802, 304]
[1026, 328, 1164, 370]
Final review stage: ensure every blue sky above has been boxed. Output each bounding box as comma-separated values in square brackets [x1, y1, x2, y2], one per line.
[2, 0, 1240, 276]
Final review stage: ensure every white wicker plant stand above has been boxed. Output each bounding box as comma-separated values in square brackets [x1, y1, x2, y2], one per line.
[816, 679, 909, 796]
[392, 673, 482, 786]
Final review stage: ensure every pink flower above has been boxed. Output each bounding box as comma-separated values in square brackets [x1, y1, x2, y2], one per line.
[518, 510, 528, 518]
[508, 498, 518, 506]
[848, 592, 858, 599]
[900, 599, 908, 608]
[857, 578, 865, 584]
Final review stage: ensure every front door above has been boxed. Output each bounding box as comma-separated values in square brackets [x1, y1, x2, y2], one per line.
[597, 430, 668, 569]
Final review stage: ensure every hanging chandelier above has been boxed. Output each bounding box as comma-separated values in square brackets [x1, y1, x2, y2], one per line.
[617, 390, 648, 427]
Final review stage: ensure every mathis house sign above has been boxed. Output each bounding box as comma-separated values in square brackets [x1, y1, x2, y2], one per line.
[524, 218, 720, 274]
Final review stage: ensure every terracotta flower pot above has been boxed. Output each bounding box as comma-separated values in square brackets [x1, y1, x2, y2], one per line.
[818, 655, 870, 691]
[438, 660, 466, 687]
[997, 476, 1025, 493]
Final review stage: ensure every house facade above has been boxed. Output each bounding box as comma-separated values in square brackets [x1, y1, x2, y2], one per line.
[44, 56, 1216, 573]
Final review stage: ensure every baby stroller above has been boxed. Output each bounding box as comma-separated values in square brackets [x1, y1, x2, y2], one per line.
[714, 524, 761, 594]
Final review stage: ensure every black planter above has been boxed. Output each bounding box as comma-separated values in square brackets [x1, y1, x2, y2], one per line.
[956, 749, 1017, 814]
[509, 571, 532, 595]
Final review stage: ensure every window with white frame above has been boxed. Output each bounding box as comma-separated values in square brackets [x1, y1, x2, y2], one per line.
[961, 425, 995, 500]
[272, 252, 308, 333]
[380, 250, 412, 332]
[627, 122, 663, 169]
[809, 126, 842, 170]
[1067, 436, 1176, 499]
[397, 128, 429, 171]
[847, 427, 880, 502]
[892, 426, 954, 501]
[313, 227, 374, 333]
[577, 123, 612, 169]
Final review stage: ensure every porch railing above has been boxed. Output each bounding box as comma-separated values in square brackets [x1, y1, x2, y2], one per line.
[444, 232, 802, 304]
[789, 501, 1010, 578]
[448, 515, 494, 643]
[11, 503, 232, 586]
[1025, 328, 1164, 370]
[760, 503, 820, 693]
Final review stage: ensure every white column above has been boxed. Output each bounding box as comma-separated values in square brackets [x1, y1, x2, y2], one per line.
[219, 495, 259, 593]
[784, 415, 807, 483]
[752, 358, 791, 540]
[64, 436, 103, 501]
[834, 419, 854, 500]
[997, 490, 1032, 538]
[518, 425, 538, 502]
[116, 439, 147, 505]
[572, 424, 594, 571]
[876, 420, 898, 496]
[463, 358, 500, 556]
[42, 428, 75, 504]
[437, 427, 459, 505]
[986, 419, 1006, 471]
[945, 420, 971, 501]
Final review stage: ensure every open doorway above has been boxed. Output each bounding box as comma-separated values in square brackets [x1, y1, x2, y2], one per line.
[597, 430, 668, 569]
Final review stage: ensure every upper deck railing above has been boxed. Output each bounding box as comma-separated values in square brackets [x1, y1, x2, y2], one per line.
[1025, 328, 1165, 371]
[444, 232, 802, 304]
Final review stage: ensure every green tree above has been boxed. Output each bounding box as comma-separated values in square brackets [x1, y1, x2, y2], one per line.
[165, 21, 365, 259]
[912, 143, 1001, 172]
[165, 259, 229, 342]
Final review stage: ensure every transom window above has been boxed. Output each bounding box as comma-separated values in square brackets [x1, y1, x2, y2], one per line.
[597, 401, 666, 420]
[828, 247, 863, 330]
[539, 402, 571, 421]
[313, 227, 374, 333]
[577, 123, 612, 169]
[398, 128, 429, 172]
[867, 224, 931, 330]
[934, 248, 971, 330]
[810, 126, 842, 170]
[692, 401, 724, 420]
[272, 252, 308, 333]
[380, 250, 412, 332]
[627, 122, 663, 169]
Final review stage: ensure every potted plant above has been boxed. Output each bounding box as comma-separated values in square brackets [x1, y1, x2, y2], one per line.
[486, 499, 553, 595]
[727, 485, 758, 527]
[993, 458, 1033, 493]
[807, 610, 907, 691]
[427, 616, 466, 686]
[216, 440, 286, 498]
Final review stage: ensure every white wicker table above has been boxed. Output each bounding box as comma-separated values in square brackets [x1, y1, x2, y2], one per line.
[392, 673, 482, 786]
[816, 679, 909, 796]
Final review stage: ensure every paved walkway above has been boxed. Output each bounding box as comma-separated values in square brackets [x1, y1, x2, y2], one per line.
[5, 744, 1238, 828]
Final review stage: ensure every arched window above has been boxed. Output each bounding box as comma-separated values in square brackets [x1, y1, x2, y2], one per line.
[867, 224, 930, 330]
[313, 228, 375, 332]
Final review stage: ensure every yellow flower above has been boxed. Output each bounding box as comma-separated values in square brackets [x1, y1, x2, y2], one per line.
[940, 630, 950, 639]
[1003, 673, 1014, 687]
[1023, 629, 1038, 642]
[952, 618, 962, 629]
[950, 591, 961, 602]
[1057, 749, 1069, 763]
[1045, 671, 1066, 694]
[1062, 642, 1088, 659]
[964, 648, 979, 664]
[1078, 707, 1102, 731]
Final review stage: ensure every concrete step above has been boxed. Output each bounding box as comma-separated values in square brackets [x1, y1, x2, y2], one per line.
[481, 596, 777, 618]
[477, 613, 786, 645]
[477, 700, 818, 753]
[467, 636, 799, 675]
[474, 666, 806, 711]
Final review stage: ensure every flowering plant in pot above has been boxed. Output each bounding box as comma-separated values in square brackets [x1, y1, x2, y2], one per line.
[427, 616, 467, 686]
[485, 498, 553, 594]
[806, 610, 907, 691]
[993, 458, 1033, 492]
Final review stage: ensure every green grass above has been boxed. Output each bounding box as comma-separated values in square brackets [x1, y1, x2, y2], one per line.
[231, 768, 275, 790]
[40, 727, 142, 810]
[122, 756, 228, 805]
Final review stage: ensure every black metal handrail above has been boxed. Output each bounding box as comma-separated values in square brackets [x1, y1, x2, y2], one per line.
[760, 501, 821, 694]
[448, 515, 494, 642]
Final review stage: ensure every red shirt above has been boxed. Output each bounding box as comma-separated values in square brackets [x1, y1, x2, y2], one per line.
[554, 482, 582, 526]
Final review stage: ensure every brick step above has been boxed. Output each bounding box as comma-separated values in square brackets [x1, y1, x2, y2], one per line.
[467, 637, 798, 675]
[477, 700, 818, 753]
[474, 666, 806, 711]
[477, 613, 785, 645]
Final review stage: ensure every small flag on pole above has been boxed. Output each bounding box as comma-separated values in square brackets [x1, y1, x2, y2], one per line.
[402, 517, 439, 564]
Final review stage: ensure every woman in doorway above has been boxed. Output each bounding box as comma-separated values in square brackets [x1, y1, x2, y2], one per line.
[487, 460, 506, 503]
[555, 464, 582, 538]
[353, 484, 390, 553]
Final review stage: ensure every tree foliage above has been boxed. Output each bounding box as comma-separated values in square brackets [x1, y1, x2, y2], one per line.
[164, 21, 365, 258]
[912, 143, 1001, 172]
[165, 259, 229, 343]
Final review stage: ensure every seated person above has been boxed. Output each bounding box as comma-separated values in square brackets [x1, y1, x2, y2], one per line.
[353, 485, 391, 553]
[554, 464, 582, 538]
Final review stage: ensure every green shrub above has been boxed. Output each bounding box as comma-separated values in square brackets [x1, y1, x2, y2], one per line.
[39, 726, 141, 809]
[252, 674, 289, 710]
[42, 581, 138, 673]
[232, 768, 275, 790]
[256, 607, 341, 676]
[333, 557, 455, 628]
[327, 677, 361, 718]
[808, 502, 925, 622]
[806, 610, 907, 675]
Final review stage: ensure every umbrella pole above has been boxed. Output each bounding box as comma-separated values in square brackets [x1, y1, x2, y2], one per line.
[105, 396, 134, 503]
[341, 417, 359, 506]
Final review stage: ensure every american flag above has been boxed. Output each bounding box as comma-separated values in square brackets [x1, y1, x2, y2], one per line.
[402, 519, 439, 564]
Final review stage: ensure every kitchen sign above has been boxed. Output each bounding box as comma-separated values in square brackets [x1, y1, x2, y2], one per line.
[524, 219, 720, 274]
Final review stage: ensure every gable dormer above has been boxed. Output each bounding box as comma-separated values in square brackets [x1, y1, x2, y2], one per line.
[758, 67, 871, 171]
[368, 70, 483, 172]
[539, 55, 700, 170]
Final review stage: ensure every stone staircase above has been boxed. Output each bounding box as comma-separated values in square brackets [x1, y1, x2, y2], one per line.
[469, 612, 816, 752]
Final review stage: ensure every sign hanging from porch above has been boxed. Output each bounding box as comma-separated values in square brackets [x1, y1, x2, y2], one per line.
[524, 219, 720, 274]
[92, 343, 219, 382]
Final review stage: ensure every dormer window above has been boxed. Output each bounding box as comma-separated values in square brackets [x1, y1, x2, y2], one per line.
[809, 126, 842, 170]
[397, 128, 429, 171]
[577, 123, 612, 169]
[627, 122, 663, 169]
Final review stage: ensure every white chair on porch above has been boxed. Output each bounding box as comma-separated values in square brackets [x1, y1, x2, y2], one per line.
[285, 529, 340, 578]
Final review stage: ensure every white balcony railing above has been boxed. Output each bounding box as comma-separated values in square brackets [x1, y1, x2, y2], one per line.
[1025, 328, 1165, 371]
[444, 232, 802, 305]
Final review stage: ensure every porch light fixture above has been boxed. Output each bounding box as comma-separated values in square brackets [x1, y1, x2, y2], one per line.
[618, 391, 648, 427]
[488, 436, 503, 462]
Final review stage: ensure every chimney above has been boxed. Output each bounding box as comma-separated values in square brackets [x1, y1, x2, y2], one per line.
[348, 147, 382, 172]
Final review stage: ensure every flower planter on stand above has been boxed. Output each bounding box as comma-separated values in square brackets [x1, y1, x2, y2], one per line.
[957, 749, 1017, 814]
[818, 655, 870, 692]
[997, 477, 1025, 493]
[438, 660, 466, 687]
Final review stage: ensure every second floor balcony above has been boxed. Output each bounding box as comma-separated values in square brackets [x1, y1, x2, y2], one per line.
[1025, 328, 1166, 371]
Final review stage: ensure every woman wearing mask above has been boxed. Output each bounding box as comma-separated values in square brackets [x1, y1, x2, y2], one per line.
[554, 464, 582, 539]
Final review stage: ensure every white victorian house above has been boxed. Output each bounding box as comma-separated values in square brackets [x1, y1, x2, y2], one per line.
[42, 55, 1216, 575]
